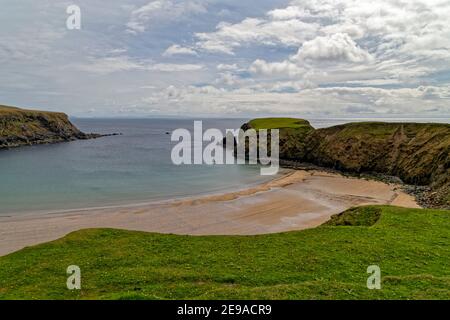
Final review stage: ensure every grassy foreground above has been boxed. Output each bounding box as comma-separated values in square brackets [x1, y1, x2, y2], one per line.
[0, 206, 448, 300]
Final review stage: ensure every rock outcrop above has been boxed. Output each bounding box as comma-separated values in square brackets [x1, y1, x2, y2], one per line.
[235, 118, 450, 208]
[0, 105, 101, 149]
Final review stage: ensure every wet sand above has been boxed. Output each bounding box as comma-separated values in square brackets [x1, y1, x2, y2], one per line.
[0, 170, 420, 256]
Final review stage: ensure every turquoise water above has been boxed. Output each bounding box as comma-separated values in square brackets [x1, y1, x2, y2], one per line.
[0, 117, 448, 215]
[0, 119, 274, 215]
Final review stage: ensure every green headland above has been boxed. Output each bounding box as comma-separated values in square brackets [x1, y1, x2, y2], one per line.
[0, 105, 99, 149]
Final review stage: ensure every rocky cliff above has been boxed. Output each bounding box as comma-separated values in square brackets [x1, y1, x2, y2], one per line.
[238, 118, 450, 208]
[0, 105, 100, 149]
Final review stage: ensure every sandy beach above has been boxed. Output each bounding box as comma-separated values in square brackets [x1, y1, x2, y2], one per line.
[0, 169, 420, 256]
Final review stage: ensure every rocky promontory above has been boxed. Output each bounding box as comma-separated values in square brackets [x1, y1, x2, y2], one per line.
[0, 105, 101, 149]
[233, 118, 450, 208]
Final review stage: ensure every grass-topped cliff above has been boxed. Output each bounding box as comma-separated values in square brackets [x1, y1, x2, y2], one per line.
[243, 118, 316, 160]
[0, 206, 448, 299]
[0, 105, 99, 149]
[248, 118, 311, 130]
[240, 118, 450, 208]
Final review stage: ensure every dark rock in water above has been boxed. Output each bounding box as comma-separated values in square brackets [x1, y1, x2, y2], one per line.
[99, 132, 122, 137]
[0, 104, 117, 149]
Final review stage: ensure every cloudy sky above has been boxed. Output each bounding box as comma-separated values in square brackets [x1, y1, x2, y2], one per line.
[1, 0, 450, 117]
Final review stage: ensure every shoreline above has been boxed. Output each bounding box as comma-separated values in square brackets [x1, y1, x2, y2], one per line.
[0, 169, 420, 256]
[0, 169, 290, 219]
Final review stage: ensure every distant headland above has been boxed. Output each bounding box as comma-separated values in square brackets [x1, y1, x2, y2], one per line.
[0, 105, 119, 149]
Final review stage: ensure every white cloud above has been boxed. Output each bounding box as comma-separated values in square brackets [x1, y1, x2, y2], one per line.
[74, 56, 203, 74]
[215, 72, 239, 86]
[83, 0, 450, 115]
[195, 17, 319, 54]
[163, 44, 197, 56]
[217, 64, 239, 71]
[75, 56, 142, 74]
[148, 63, 203, 72]
[142, 84, 450, 116]
[126, 1, 163, 33]
[267, 6, 309, 20]
[250, 59, 304, 77]
[0, 27, 64, 63]
[3, 0, 450, 117]
[191, 0, 450, 67]
[292, 33, 372, 63]
[344, 79, 401, 86]
[126, 0, 207, 34]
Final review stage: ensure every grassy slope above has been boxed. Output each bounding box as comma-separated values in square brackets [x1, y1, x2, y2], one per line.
[0, 206, 448, 300]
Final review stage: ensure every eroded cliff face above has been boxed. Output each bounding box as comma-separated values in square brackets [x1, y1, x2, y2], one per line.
[0, 105, 99, 149]
[305, 123, 449, 183]
[239, 119, 450, 208]
[305, 122, 450, 208]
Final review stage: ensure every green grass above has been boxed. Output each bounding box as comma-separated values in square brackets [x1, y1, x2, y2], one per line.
[0, 206, 449, 300]
[325, 121, 450, 139]
[0, 104, 64, 117]
[248, 118, 312, 130]
[324, 206, 382, 226]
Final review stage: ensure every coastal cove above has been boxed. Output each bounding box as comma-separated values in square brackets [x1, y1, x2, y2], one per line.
[0, 114, 448, 300]
[0, 114, 448, 257]
[3, 1, 450, 301]
[0, 118, 273, 214]
[1, 116, 448, 215]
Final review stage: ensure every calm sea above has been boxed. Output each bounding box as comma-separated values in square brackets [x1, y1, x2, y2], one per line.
[0, 117, 448, 215]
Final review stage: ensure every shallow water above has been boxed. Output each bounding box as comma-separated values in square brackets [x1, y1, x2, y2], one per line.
[0, 119, 272, 215]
